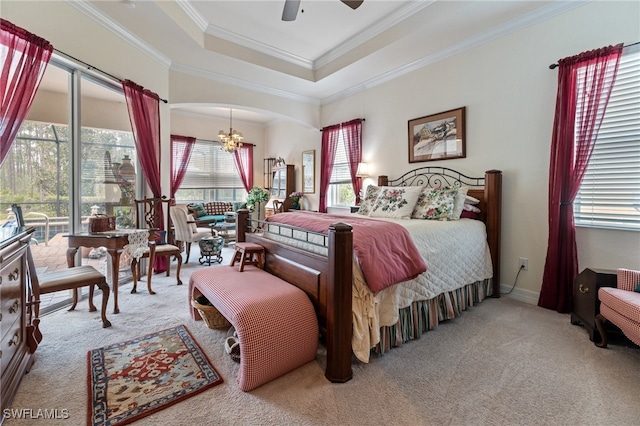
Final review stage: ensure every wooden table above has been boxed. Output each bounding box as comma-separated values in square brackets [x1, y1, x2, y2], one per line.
[65, 232, 155, 314]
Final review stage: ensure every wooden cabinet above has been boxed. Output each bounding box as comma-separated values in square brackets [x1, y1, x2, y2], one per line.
[571, 268, 616, 341]
[269, 164, 295, 212]
[1, 227, 35, 419]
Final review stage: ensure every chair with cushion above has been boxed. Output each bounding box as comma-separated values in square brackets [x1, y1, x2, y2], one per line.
[12, 204, 111, 345]
[595, 268, 640, 348]
[169, 205, 212, 263]
[133, 197, 183, 290]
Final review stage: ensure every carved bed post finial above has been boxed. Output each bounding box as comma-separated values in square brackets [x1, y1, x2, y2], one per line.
[236, 209, 249, 243]
[326, 222, 353, 383]
[484, 170, 502, 297]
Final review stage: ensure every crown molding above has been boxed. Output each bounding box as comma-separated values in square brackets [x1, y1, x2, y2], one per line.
[170, 63, 321, 106]
[175, 0, 208, 32]
[314, 1, 435, 70]
[66, 0, 172, 68]
[321, 0, 588, 105]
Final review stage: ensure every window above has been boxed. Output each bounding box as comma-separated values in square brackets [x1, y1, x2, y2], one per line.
[327, 133, 356, 207]
[574, 46, 640, 231]
[175, 139, 247, 203]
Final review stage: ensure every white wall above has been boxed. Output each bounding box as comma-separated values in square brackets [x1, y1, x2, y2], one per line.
[320, 1, 640, 301]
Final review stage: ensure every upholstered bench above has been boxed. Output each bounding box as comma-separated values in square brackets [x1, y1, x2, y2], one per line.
[188, 267, 318, 391]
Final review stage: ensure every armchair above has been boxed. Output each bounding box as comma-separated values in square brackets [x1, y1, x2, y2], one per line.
[595, 268, 640, 348]
[170, 205, 212, 263]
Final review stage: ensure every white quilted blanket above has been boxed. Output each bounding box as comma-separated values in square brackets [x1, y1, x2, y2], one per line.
[351, 216, 493, 362]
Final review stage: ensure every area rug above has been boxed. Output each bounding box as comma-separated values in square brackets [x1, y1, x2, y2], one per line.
[87, 324, 223, 426]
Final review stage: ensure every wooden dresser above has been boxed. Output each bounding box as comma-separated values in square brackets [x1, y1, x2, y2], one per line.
[571, 268, 617, 341]
[1, 227, 35, 419]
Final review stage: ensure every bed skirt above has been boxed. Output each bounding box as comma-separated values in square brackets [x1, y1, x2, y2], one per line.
[375, 278, 493, 355]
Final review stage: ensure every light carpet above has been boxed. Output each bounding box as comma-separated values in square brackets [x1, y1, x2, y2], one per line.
[4, 245, 640, 425]
[87, 324, 223, 426]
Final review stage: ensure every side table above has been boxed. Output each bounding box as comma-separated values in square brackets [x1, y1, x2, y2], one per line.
[571, 268, 616, 341]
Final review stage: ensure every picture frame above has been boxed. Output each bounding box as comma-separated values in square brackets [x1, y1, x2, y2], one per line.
[408, 107, 466, 163]
[302, 149, 315, 193]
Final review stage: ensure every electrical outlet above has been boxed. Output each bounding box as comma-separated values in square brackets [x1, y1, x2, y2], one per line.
[518, 257, 528, 271]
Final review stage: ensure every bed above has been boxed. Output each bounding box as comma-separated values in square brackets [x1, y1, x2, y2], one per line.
[235, 167, 502, 383]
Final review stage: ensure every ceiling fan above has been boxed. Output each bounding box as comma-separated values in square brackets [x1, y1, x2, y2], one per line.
[282, 0, 364, 22]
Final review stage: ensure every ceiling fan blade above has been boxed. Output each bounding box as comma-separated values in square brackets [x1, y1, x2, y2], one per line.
[341, 0, 364, 10]
[282, 0, 301, 21]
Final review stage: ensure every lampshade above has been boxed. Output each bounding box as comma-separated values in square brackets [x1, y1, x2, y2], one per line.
[356, 162, 368, 177]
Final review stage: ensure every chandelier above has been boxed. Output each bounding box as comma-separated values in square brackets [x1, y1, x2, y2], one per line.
[218, 109, 243, 153]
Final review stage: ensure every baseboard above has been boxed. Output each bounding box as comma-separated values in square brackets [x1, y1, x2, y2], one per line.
[499, 283, 540, 305]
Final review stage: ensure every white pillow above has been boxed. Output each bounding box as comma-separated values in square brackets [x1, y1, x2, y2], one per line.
[369, 186, 422, 219]
[451, 186, 469, 220]
[465, 194, 480, 205]
[411, 186, 458, 220]
[357, 185, 381, 216]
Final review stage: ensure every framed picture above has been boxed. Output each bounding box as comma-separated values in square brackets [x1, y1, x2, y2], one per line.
[302, 149, 315, 193]
[408, 107, 466, 163]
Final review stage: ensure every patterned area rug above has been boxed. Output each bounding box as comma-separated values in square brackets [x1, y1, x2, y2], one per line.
[87, 325, 223, 426]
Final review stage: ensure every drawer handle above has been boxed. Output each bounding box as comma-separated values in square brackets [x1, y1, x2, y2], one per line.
[8, 299, 19, 313]
[578, 284, 590, 294]
[8, 268, 20, 281]
[8, 332, 20, 346]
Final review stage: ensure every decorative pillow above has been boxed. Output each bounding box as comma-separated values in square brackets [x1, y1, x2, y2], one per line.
[451, 186, 469, 220]
[463, 203, 481, 213]
[634, 282, 640, 293]
[357, 185, 381, 216]
[460, 210, 479, 219]
[465, 194, 480, 205]
[369, 186, 422, 219]
[411, 186, 458, 220]
[189, 203, 207, 218]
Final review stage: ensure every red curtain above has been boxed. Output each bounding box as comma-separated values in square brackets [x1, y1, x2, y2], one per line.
[319, 124, 340, 213]
[0, 19, 53, 167]
[233, 144, 253, 192]
[170, 134, 196, 200]
[343, 119, 364, 204]
[122, 79, 167, 271]
[538, 44, 623, 313]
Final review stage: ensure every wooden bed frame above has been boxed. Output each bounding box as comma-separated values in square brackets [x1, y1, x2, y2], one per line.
[235, 167, 502, 384]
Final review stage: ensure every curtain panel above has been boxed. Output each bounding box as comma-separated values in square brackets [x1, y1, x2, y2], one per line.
[343, 119, 364, 204]
[0, 19, 53, 167]
[233, 144, 253, 192]
[170, 134, 196, 200]
[122, 79, 167, 272]
[538, 44, 623, 313]
[319, 124, 340, 213]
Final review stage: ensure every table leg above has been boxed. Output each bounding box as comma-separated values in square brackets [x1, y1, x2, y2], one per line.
[107, 248, 122, 314]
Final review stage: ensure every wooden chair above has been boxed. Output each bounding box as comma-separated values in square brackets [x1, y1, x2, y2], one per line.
[133, 197, 183, 291]
[11, 204, 111, 351]
[272, 199, 284, 213]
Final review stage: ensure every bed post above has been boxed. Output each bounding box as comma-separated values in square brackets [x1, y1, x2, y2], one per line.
[378, 175, 389, 186]
[236, 209, 249, 242]
[484, 170, 502, 297]
[325, 222, 353, 383]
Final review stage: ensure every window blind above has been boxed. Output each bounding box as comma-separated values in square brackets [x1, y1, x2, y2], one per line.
[179, 140, 244, 189]
[330, 133, 351, 184]
[575, 47, 640, 231]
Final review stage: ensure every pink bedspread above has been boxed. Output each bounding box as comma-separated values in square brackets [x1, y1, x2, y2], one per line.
[265, 212, 427, 292]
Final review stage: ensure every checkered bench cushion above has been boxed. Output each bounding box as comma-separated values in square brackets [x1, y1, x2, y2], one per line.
[189, 266, 318, 391]
[597, 268, 640, 346]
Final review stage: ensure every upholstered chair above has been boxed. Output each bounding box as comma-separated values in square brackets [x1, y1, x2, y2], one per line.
[595, 268, 640, 348]
[170, 205, 212, 263]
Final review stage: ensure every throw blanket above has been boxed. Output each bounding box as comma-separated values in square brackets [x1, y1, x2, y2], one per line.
[266, 212, 426, 292]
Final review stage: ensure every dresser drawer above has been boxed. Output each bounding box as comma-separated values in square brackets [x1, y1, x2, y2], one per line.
[0, 317, 22, 376]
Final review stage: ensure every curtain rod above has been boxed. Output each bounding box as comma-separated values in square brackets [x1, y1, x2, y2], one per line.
[548, 41, 639, 69]
[319, 117, 365, 132]
[53, 48, 168, 103]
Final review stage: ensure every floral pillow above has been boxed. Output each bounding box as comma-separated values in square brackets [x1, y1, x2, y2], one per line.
[411, 186, 458, 220]
[369, 186, 422, 219]
[357, 185, 381, 215]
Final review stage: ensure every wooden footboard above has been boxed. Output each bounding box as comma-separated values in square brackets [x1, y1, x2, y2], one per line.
[236, 211, 354, 383]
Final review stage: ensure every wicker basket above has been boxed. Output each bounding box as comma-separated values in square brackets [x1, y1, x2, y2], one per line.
[191, 299, 230, 329]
